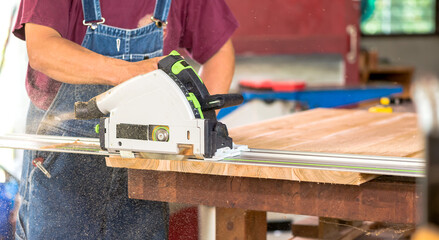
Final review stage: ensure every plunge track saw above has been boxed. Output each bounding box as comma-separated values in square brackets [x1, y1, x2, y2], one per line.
[74, 51, 244, 159]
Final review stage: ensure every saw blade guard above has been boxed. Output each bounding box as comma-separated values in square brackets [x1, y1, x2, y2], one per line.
[74, 51, 243, 158]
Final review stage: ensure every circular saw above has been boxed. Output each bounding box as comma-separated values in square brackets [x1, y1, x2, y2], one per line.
[74, 51, 243, 159]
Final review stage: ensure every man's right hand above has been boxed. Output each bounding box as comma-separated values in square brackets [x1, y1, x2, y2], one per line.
[115, 56, 164, 86]
[25, 23, 162, 86]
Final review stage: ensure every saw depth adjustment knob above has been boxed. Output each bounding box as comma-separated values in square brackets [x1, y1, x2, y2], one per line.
[151, 126, 170, 142]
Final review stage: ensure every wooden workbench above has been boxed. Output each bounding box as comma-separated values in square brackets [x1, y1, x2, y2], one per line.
[106, 108, 423, 239]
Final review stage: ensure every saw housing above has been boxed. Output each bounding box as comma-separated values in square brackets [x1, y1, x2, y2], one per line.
[75, 51, 243, 158]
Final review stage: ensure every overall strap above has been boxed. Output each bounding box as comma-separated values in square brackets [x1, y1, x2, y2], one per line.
[153, 0, 172, 23]
[81, 0, 105, 25]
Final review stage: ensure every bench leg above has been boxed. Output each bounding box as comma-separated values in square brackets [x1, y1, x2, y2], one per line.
[216, 208, 267, 240]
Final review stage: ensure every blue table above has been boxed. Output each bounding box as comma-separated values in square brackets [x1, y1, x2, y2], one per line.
[218, 84, 403, 119]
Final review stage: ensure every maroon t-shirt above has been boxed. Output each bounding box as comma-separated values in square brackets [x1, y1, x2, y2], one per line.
[13, 0, 238, 110]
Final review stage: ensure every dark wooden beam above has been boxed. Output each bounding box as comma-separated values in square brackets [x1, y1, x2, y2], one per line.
[128, 170, 420, 224]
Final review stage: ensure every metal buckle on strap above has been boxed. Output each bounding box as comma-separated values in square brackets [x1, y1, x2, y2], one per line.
[83, 18, 106, 30]
[150, 16, 168, 28]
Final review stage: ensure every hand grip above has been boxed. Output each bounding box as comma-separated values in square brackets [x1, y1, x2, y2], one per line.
[202, 94, 244, 111]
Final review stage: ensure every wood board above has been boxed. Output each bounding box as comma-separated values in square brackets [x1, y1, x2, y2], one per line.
[229, 108, 423, 158]
[106, 157, 377, 185]
[106, 108, 423, 185]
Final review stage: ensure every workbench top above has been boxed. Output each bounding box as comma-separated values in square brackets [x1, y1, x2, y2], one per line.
[230, 108, 422, 158]
[106, 108, 423, 185]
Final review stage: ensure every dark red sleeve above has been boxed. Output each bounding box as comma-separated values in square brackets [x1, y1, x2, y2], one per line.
[180, 0, 239, 64]
[13, 0, 71, 40]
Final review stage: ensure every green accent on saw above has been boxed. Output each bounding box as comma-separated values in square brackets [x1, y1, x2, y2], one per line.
[169, 50, 180, 56]
[187, 93, 204, 119]
[95, 124, 100, 134]
[223, 158, 424, 174]
[171, 60, 203, 84]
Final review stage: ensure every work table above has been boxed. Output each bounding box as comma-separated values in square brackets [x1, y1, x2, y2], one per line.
[106, 108, 423, 239]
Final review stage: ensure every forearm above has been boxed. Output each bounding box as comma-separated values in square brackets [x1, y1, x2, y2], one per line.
[25, 23, 159, 86]
[199, 39, 235, 95]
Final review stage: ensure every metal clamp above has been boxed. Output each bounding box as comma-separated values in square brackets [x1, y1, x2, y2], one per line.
[150, 16, 168, 28]
[83, 18, 106, 30]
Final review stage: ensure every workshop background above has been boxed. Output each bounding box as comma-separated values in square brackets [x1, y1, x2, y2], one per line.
[0, 0, 438, 239]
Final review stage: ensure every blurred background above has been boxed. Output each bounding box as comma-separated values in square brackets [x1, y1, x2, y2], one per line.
[0, 0, 438, 239]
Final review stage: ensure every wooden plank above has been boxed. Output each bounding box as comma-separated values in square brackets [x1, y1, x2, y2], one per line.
[107, 109, 421, 185]
[106, 157, 377, 185]
[412, 226, 439, 240]
[292, 217, 374, 240]
[128, 170, 419, 224]
[318, 217, 341, 239]
[292, 217, 319, 238]
[216, 208, 266, 240]
[229, 109, 423, 158]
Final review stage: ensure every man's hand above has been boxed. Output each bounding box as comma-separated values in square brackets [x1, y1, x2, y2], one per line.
[25, 23, 161, 86]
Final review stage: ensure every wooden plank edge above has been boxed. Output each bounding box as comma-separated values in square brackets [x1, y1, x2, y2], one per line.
[106, 156, 378, 185]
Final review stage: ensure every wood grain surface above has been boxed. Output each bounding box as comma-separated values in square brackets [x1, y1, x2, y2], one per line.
[106, 109, 423, 185]
[229, 108, 423, 158]
[106, 157, 377, 185]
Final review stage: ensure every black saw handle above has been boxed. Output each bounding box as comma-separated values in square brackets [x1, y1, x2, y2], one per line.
[202, 94, 244, 111]
[158, 51, 243, 119]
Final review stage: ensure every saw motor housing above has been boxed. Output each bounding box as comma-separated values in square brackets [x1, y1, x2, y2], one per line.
[75, 51, 243, 158]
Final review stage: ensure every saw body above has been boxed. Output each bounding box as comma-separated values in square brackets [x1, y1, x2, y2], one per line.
[75, 51, 243, 158]
[99, 70, 207, 157]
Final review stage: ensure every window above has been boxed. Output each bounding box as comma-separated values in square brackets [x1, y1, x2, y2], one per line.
[361, 0, 437, 35]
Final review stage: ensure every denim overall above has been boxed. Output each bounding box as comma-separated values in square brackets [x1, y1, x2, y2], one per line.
[16, 0, 172, 239]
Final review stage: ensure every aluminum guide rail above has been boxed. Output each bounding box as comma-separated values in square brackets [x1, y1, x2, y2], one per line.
[222, 149, 424, 177]
[0, 134, 113, 156]
[0, 134, 425, 177]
